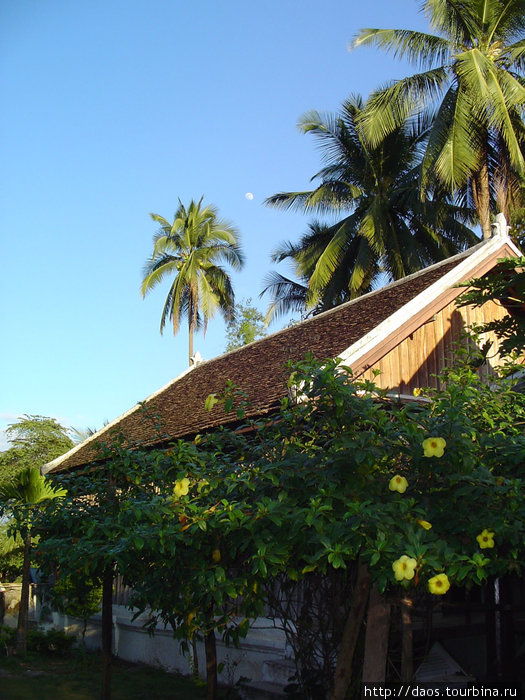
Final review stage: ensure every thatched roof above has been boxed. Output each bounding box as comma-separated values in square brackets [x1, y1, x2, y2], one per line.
[43, 234, 521, 474]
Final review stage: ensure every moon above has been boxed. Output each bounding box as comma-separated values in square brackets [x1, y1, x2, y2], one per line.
[245, 192, 254, 200]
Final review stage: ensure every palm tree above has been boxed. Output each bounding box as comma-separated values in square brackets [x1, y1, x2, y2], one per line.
[0, 467, 66, 655]
[265, 95, 476, 311]
[352, 0, 525, 239]
[141, 198, 244, 364]
[261, 222, 359, 323]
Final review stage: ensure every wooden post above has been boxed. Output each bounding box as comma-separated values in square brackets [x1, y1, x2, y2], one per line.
[204, 628, 217, 700]
[485, 578, 498, 679]
[101, 567, 113, 699]
[362, 585, 391, 682]
[331, 558, 371, 700]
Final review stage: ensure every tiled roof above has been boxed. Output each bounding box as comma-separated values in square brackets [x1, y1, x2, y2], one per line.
[47, 251, 477, 473]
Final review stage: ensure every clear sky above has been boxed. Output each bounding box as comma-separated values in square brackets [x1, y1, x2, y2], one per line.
[1, 0, 431, 448]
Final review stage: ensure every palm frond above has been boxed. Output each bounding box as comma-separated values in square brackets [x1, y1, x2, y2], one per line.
[307, 217, 357, 305]
[506, 38, 525, 72]
[361, 68, 449, 146]
[351, 28, 450, 69]
[0, 467, 66, 506]
[260, 272, 308, 324]
[423, 0, 478, 44]
[140, 255, 180, 297]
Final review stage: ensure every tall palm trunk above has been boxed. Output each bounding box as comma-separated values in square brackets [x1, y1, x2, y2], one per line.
[188, 285, 198, 365]
[472, 146, 492, 240]
[188, 323, 194, 365]
[16, 531, 31, 655]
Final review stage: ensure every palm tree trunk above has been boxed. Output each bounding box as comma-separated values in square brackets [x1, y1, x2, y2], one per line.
[188, 324, 194, 365]
[16, 531, 31, 655]
[188, 286, 198, 365]
[473, 150, 492, 240]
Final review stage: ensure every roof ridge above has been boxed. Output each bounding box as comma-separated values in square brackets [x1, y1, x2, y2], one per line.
[43, 233, 518, 475]
[218, 238, 487, 361]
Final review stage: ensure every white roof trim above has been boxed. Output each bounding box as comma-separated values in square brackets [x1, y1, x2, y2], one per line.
[42, 364, 198, 475]
[338, 234, 520, 369]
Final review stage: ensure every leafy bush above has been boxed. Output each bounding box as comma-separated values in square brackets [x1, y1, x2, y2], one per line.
[26, 628, 76, 655]
[0, 523, 23, 581]
[0, 625, 76, 656]
[0, 624, 16, 651]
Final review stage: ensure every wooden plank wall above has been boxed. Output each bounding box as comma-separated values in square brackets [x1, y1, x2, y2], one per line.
[359, 300, 510, 393]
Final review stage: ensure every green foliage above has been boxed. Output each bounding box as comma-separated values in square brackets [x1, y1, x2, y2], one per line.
[0, 416, 73, 488]
[0, 625, 76, 655]
[225, 298, 267, 351]
[352, 0, 525, 237]
[0, 624, 15, 649]
[0, 468, 68, 538]
[33, 353, 525, 695]
[0, 522, 23, 580]
[510, 203, 525, 249]
[0, 650, 218, 699]
[265, 95, 476, 313]
[0, 466, 68, 656]
[26, 627, 76, 655]
[457, 256, 525, 358]
[50, 575, 103, 624]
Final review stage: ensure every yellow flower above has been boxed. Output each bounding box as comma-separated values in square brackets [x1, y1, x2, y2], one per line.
[212, 549, 221, 563]
[413, 387, 422, 397]
[392, 555, 418, 581]
[428, 573, 450, 595]
[417, 519, 432, 530]
[422, 437, 446, 458]
[476, 529, 495, 549]
[197, 479, 209, 494]
[389, 475, 408, 493]
[173, 477, 190, 498]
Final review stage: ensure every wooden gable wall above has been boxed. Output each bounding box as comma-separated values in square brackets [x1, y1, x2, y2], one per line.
[359, 299, 509, 394]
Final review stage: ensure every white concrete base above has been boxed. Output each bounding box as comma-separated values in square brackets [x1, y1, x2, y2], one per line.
[48, 606, 290, 685]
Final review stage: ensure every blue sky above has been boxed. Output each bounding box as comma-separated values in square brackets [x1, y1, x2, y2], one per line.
[1, 0, 431, 447]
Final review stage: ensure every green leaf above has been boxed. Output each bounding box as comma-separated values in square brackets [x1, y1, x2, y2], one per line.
[204, 394, 219, 411]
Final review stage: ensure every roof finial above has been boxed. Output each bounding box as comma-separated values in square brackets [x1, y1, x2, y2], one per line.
[190, 351, 204, 367]
[491, 212, 510, 238]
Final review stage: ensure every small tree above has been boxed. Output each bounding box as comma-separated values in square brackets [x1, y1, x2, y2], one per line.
[0, 415, 73, 487]
[0, 467, 66, 655]
[36, 432, 176, 699]
[225, 298, 267, 351]
[50, 575, 103, 645]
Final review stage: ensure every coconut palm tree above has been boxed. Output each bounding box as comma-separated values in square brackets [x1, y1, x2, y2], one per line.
[261, 222, 361, 323]
[352, 0, 525, 239]
[0, 467, 66, 655]
[265, 95, 476, 311]
[141, 198, 244, 364]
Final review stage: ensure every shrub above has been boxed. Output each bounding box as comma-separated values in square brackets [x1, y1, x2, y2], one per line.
[26, 627, 76, 655]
